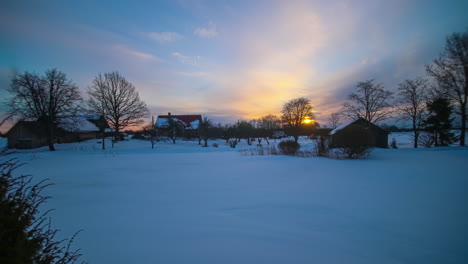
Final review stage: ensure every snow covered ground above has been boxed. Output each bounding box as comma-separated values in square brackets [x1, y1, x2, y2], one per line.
[7, 135, 468, 264]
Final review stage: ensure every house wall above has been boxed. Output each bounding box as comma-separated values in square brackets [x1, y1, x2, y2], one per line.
[58, 132, 98, 143]
[8, 121, 101, 149]
[7, 123, 48, 149]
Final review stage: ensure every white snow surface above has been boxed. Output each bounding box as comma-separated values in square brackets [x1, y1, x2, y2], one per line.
[330, 119, 356, 135]
[186, 119, 200, 129]
[58, 117, 99, 132]
[8, 135, 468, 264]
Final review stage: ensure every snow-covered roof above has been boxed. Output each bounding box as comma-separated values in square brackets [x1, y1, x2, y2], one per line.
[185, 119, 200, 130]
[329, 119, 358, 135]
[58, 117, 100, 132]
[155, 115, 202, 129]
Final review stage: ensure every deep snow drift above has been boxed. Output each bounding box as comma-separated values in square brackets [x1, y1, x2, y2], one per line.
[8, 136, 468, 264]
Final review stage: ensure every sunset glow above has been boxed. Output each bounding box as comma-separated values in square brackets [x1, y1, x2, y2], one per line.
[303, 119, 313, 124]
[1, 0, 467, 126]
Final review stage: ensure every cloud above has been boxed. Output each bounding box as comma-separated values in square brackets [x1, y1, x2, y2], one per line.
[172, 52, 200, 66]
[148, 31, 182, 42]
[194, 22, 218, 38]
[114, 45, 161, 61]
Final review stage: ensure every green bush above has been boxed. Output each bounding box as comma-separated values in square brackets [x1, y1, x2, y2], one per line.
[278, 140, 300, 155]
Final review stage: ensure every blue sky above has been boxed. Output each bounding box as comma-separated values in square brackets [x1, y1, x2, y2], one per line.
[1, 0, 467, 127]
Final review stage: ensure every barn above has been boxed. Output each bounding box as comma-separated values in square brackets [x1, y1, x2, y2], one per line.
[6, 115, 107, 149]
[329, 118, 389, 148]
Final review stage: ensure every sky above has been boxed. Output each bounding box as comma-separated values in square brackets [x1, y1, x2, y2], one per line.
[1, 0, 467, 129]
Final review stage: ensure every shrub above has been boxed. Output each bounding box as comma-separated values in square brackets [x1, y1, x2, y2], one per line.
[337, 145, 372, 159]
[240, 145, 280, 156]
[313, 136, 330, 157]
[228, 139, 237, 148]
[278, 140, 300, 155]
[420, 132, 435, 148]
[212, 143, 219, 148]
[0, 159, 83, 264]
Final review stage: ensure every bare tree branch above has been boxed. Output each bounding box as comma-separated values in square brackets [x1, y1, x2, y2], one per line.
[342, 79, 393, 123]
[87, 72, 148, 146]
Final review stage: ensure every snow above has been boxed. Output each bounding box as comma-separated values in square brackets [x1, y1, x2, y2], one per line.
[187, 119, 200, 129]
[155, 116, 200, 129]
[330, 119, 356, 135]
[58, 117, 100, 132]
[7, 137, 468, 264]
[155, 117, 170, 127]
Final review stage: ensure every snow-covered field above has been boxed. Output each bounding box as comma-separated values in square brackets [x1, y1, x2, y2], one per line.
[7, 134, 468, 264]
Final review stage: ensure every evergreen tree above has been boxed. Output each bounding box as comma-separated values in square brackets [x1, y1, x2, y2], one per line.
[0, 160, 82, 264]
[424, 97, 457, 146]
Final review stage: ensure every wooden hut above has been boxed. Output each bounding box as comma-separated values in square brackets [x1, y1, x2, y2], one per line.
[329, 118, 389, 148]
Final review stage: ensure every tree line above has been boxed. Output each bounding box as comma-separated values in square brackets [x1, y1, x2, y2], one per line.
[4, 30, 467, 150]
[328, 30, 467, 148]
[6, 70, 149, 151]
[189, 30, 468, 149]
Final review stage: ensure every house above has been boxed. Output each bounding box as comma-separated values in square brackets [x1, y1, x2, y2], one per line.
[6, 115, 107, 149]
[56, 116, 104, 143]
[155, 113, 202, 138]
[329, 118, 389, 148]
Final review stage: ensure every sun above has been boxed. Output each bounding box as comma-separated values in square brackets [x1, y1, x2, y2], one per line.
[303, 118, 314, 124]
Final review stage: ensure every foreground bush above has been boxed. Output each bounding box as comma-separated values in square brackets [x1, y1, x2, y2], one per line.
[337, 145, 372, 159]
[278, 140, 300, 155]
[0, 159, 83, 264]
[313, 136, 331, 157]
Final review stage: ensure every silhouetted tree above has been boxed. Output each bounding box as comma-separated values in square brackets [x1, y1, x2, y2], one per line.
[397, 78, 429, 148]
[199, 117, 212, 147]
[424, 97, 457, 146]
[328, 112, 341, 129]
[426, 30, 468, 146]
[282, 97, 314, 143]
[87, 72, 148, 147]
[7, 69, 82, 151]
[149, 116, 157, 149]
[343, 79, 393, 123]
[235, 120, 255, 144]
[257, 114, 281, 144]
[166, 117, 182, 144]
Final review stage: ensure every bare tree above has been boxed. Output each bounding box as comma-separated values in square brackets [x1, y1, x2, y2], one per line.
[199, 117, 212, 147]
[257, 114, 281, 144]
[426, 30, 468, 146]
[7, 69, 82, 151]
[397, 78, 429, 148]
[328, 112, 341, 129]
[342, 79, 393, 123]
[259, 114, 281, 131]
[149, 116, 157, 149]
[88, 72, 148, 147]
[281, 97, 314, 143]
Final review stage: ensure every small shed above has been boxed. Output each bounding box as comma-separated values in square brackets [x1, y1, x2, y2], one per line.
[6, 121, 48, 149]
[6, 115, 106, 149]
[329, 118, 389, 148]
